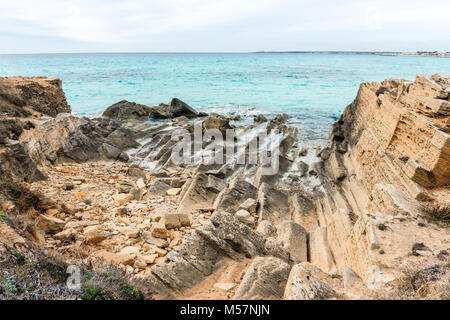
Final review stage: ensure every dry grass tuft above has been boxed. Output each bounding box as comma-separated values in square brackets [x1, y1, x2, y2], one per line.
[424, 204, 450, 227]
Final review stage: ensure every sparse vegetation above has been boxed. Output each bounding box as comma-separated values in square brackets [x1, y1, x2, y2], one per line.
[81, 264, 145, 300]
[385, 263, 450, 299]
[424, 204, 450, 227]
[0, 244, 147, 300]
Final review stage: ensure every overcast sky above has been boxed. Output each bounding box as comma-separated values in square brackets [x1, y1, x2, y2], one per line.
[0, 0, 449, 54]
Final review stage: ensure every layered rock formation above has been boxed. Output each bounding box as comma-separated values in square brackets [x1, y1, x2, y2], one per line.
[0, 74, 449, 300]
[0, 76, 70, 117]
[306, 74, 450, 276]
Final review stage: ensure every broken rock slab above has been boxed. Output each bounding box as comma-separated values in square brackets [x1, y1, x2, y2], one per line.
[257, 183, 291, 224]
[144, 211, 290, 298]
[275, 221, 308, 263]
[161, 213, 191, 229]
[284, 262, 339, 300]
[214, 179, 258, 214]
[234, 257, 291, 300]
[148, 179, 171, 197]
[234, 210, 256, 228]
[177, 173, 221, 214]
[238, 198, 258, 215]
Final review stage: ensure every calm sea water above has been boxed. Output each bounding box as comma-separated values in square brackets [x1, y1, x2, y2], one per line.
[1, 53, 449, 143]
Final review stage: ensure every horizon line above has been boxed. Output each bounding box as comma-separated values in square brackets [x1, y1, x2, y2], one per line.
[0, 50, 411, 56]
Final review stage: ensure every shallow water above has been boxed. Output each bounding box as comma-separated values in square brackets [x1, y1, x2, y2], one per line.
[1, 52, 449, 144]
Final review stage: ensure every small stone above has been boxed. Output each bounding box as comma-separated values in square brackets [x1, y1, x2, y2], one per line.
[141, 254, 158, 265]
[298, 147, 308, 157]
[117, 207, 128, 216]
[54, 228, 77, 240]
[65, 220, 99, 231]
[85, 231, 108, 244]
[72, 176, 86, 183]
[134, 259, 147, 269]
[118, 180, 134, 193]
[162, 213, 191, 229]
[46, 208, 59, 216]
[136, 178, 146, 189]
[83, 225, 103, 235]
[254, 114, 267, 123]
[37, 215, 65, 234]
[256, 220, 277, 238]
[297, 161, 309, 177]
[113, 193, 134, 205]
[73, 192, 88, 201]
[141, 231, 169, 248]
[213, 283, 236, 291]
[166, 188, 182, 196]
[154, 247, 167, 257]
[130, 187, 143, 201]
[120, 246, 140, 255]
[63, 184, 74, 191]
[127, 167, 146, 179]
[238, 198, 258, 215]
[118, 226, 140, 238]
[151, 222, 168, 239]
[235, 210, 255, 227]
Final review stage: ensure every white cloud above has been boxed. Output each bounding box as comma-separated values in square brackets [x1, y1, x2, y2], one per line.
[0, 0, 449, 53]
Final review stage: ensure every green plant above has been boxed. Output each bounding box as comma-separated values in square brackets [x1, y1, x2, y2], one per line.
[0, 211, 5, 220]
[83, 271, 92, 281]
[377, 224, 387, 231]
[123, 286, 144, 300]
[331, 273, 341, 279]
[12, 252, 26, 266]
[379, 250, 385, 255]
[424, 204, 450, 227]
[81, 286, 105, 300]
[82, 264, 146, 300]
[36, 252, 68, 283]
[1, 277, 18, 298]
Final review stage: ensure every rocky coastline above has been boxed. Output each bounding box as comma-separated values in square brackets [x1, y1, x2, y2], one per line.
[0, 74, 449, 300]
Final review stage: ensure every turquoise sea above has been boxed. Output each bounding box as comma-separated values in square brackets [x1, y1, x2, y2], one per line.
[1, 53, 449, 143]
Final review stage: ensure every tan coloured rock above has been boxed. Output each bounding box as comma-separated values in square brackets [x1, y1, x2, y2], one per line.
[37, 215, 65, 234]
[162, 213, 191, 229]
[166, 188, 182, 196]
[85, 231, 108, 244]
[151, 222, 168, 239]
[113, 193, 134, 205]
[54, 228, 77, 240]
[284, 262, 339, 300]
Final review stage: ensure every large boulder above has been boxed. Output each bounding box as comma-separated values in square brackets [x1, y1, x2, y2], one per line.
[234, 257, 291, 300]
[177, 173, 221, 214]
[150, 98, 198, 119]
[214, 179, 258, 213]
[275, 221, 308, 263]
[26, 114, 136, 164]
[284, 262, 339, 300]
[102, 100, 152, 120]
[169, 98, 198, 118]
[202, 114, 232, 133]
[0, 76, 71, 117]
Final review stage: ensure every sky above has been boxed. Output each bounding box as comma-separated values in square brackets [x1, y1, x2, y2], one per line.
[0, 0, 449, 54]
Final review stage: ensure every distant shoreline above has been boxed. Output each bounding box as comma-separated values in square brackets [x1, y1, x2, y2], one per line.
[254, 51, 450, 57]
[1, 51, 449, 56]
